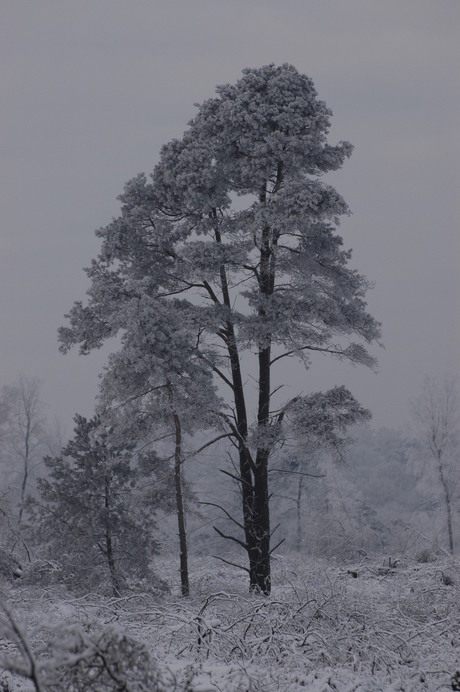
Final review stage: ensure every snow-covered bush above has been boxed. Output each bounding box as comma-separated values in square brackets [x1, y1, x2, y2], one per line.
[38, 624, 176, 691]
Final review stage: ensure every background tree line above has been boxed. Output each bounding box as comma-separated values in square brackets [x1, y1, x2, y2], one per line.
[0, 372, 458, 596]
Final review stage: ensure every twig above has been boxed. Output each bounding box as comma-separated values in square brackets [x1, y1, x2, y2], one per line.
[0, 604, 44, 692]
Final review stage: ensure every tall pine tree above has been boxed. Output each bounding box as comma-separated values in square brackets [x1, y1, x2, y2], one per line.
[60, 64, 381, 593]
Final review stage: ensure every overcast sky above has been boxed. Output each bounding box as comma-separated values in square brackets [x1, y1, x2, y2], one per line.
[1, 0, 459, 437]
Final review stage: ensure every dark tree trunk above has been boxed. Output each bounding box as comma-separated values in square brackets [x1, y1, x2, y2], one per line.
[438, 455, 454, 554]
[248, 336, 272, 594]
[221, 317, 272, 592]
[17, 459, 29, 529]
[104, 478, 121, 597]
[248, 207, 276, 594]
[225, 325, 260, 588]
[296, 474, 304, 553]
[215, 197, 278, 594]
[106, 527, 120, 598]
[250, 449, 271, 593]
[214, 228, 260, 590]
[168, 383, 190, 596]
[17, 417, 31, 529]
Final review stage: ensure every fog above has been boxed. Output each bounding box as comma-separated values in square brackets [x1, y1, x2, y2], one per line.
[1, 0, 459, 433]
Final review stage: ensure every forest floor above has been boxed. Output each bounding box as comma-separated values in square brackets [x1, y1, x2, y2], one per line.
[1, 553, 459, 691]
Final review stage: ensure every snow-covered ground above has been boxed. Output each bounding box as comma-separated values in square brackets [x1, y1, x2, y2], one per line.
[1, 553, 459, 690]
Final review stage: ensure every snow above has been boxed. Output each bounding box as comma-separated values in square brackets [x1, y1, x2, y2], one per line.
[1, 553, 459, 690]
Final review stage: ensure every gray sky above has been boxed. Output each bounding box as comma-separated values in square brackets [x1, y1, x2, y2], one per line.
[1, 0, 459, 436]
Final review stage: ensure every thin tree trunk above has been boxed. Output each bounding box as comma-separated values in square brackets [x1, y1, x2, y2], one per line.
[167, 383, 190, 596]
[296, 474, 304, 552]
[438, 456, 454, 554]
[104, 477, 121, 597]
[106, 527, 120, 597]
[252, 448, 271, 593]
[251, 339, 272, 594]
[214, 225, 257, 591]
[17, 460, 28, 528]
[249, 206, 276, 595]
[17, 416, 31, 529]
[224, 324, 256, 583]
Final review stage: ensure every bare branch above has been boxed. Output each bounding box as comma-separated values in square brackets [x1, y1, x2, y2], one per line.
[199, 501, 245, 531]
[187, 432, 236, 459]
[212, 554, 250, 574]
[202, 279, 221, 304]
[268, 468, 326, 478]
[219, 467, 254, 489]
[269, 537, 286, 555]
[213, 525, 248, 550]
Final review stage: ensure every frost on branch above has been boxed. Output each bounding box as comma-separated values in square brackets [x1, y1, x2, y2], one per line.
[285, 386, 371, 447]
[2, 556, 458, 691]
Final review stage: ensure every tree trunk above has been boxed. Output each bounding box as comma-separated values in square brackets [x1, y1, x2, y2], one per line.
[220, 309, 272, 593]
[105, 527, 120, 597]
[296, 474, 304, 553]
[214, 231, 259, 592]
[216, 209, 276, 594]
[17, 416, 31, 529]
[248, 211, 276, 595]
[248, 336, 272, 594]
[224, 326, 258, 587]
[250, 449, 271, 593]
[438, 455, 454, 554]
[17, 458, 29, 528]
[167, 383, 190, 596]
[104, 477, 121, 597]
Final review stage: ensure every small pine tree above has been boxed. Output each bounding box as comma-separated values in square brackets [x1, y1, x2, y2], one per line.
[26, 415, 165, 595]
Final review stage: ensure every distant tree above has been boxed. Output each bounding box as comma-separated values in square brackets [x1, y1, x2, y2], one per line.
[0, 377, 47, 529]
[27, 415, 164, 595]
[272, 387, 371, 552]
[0, 398, 9, 440]
[59, 64, 381, 593]
[342, 425, 421, 553]
[0, 402, 19, 553]
[410, 375, 459, 554]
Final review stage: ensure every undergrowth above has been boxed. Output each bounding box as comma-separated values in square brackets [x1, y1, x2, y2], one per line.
[0, 554, 458, 691]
